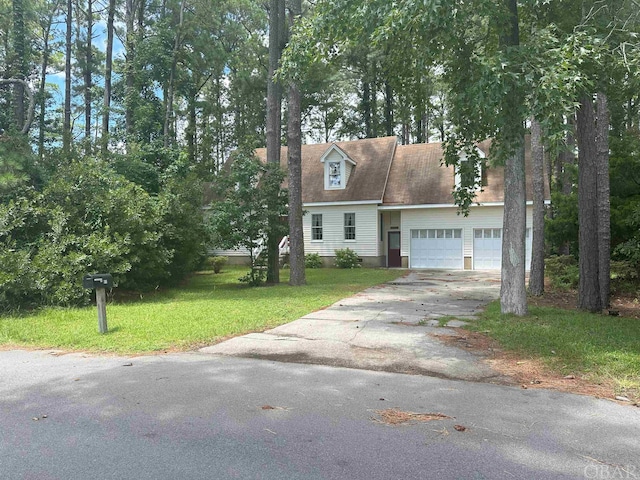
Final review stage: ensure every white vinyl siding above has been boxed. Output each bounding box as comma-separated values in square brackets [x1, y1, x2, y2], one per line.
[304, 204, 379, 257]
[345, 163, 354, 184]
[209, 246, 251, 257]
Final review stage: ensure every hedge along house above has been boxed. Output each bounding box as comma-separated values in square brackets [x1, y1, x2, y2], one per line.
[211, 136, 549, 270]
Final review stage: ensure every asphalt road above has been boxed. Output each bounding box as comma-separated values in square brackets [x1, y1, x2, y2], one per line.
[1, 350, 638, 480]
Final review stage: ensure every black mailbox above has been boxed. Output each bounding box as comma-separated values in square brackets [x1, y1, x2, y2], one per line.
[82, 274, 114, 289]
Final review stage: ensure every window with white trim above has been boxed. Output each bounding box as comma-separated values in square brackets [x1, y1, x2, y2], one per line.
[344, 213, 356, 240]
[311, 214, 323, 240]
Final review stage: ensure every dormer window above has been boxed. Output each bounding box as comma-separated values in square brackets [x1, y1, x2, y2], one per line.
[328, 162, 342, 187]
[455, 160, 481, 189]
[321, 144, 356, 190]
[454, 147, 486, 190]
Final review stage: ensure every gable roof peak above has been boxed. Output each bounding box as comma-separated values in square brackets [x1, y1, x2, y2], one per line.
[320, 143, 356, 165]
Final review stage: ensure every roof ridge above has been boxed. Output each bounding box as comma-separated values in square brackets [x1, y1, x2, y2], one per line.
[380, 140, 397, 203]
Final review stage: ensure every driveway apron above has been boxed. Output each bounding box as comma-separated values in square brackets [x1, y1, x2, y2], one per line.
[201, 270, 508, 382]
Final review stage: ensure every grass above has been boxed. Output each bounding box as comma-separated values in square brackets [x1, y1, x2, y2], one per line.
[470, 301, 640, 400]
[0, 267, 401, 354]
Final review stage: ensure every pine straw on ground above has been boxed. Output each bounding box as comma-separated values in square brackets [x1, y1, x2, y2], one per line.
[430, 284, 640, 404]
[528, 287, 640, 320]
[372, 409, 451, 425]
[431, 331, 618, 401]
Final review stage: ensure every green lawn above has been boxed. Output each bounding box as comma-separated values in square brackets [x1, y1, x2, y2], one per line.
[471, 301, 640, 401]
[0, 267, 402, 354]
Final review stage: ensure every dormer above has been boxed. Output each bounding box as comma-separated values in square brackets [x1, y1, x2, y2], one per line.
[320, 144, 356, 190]
[454, 146, 486, 190]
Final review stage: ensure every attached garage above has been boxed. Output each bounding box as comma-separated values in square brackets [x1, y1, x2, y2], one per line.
[473, 228, 532, 270]
[410, 228, 463, 269]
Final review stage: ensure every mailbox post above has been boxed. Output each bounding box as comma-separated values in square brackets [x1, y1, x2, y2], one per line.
[82, 274, 113, 334]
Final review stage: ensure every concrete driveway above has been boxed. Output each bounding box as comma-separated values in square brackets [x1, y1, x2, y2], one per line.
[201, 270, 507, 382]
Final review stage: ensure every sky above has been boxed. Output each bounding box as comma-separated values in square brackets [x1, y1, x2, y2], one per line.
[45, 14, 125, 102]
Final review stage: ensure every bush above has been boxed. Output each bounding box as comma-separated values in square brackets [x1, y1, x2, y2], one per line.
[334, 248, 361, 269]
[157, 175, 209, 282]
[305, 253, 323, 269]
[207, 256, 228, 274]
[239, 261, 267, 286]
[40, 160, 171, 296]
[545, 255, 579, 290]
[0, 244, 40, 312]
[1, 160, 169, 311]
[610, 260, 640, 293]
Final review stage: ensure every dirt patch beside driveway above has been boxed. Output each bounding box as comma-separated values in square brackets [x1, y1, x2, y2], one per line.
[432, 330, 617, 400]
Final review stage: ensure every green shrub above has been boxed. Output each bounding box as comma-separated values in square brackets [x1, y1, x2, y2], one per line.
[0, 160, 165, 311]
[611, 260, 639, 280]
[239, 262, 267, 286]
[0, 244, 40, 312]
[610, 260, 639, 293]
[0, 157, 211, 313]
[545, 255, 579, 290]
[40, 160, 171, 295]
[305, 253, 323, 269]
[157, 175, 209, 282]
[207, 256, 228, 274]
[334, 248, 361, 269]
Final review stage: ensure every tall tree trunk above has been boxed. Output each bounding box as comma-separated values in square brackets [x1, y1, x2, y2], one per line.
[596, 92, 610, 308]
[362, 79, 372, 138]
[124, 0, 134, 138]
[63, 0, 72, 154]
[164, 0, 185, 148]
[11, 0, 26, 129]
[499, 0, 527, 315]
[101, 0, 115, 155]
[265, 0, 285, 284]
[186, 87, 196, 164]
[371, 64, 378, 136]
[84, 0, 93, 153]
[529, 117, 545, 296]
[38, 7, 56, 159]
[287, 0, 305, 287]
[215, 75, 224, 170]
[556, 115, 575, 254]
[415, 99, 426, 144]
[384, 81, 393, 137]
[501, 141, 528, 315]
[562, 115, 575, 196]
[402, 122, 409, 145]
[576, 94, 601, 312]
[38, 37, 49, 158]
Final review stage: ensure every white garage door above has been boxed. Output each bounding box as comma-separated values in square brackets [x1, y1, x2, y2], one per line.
[410, 229, 463, 269]
[473, 228, 532, 270]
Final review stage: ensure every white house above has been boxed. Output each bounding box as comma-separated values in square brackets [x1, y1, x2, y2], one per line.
[212, 136, 548, 270]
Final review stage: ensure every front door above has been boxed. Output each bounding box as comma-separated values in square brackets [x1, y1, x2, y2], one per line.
[388, 231, 401, 267]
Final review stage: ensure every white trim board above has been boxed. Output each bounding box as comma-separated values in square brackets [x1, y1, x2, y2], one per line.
[379, 200, 550, 211]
